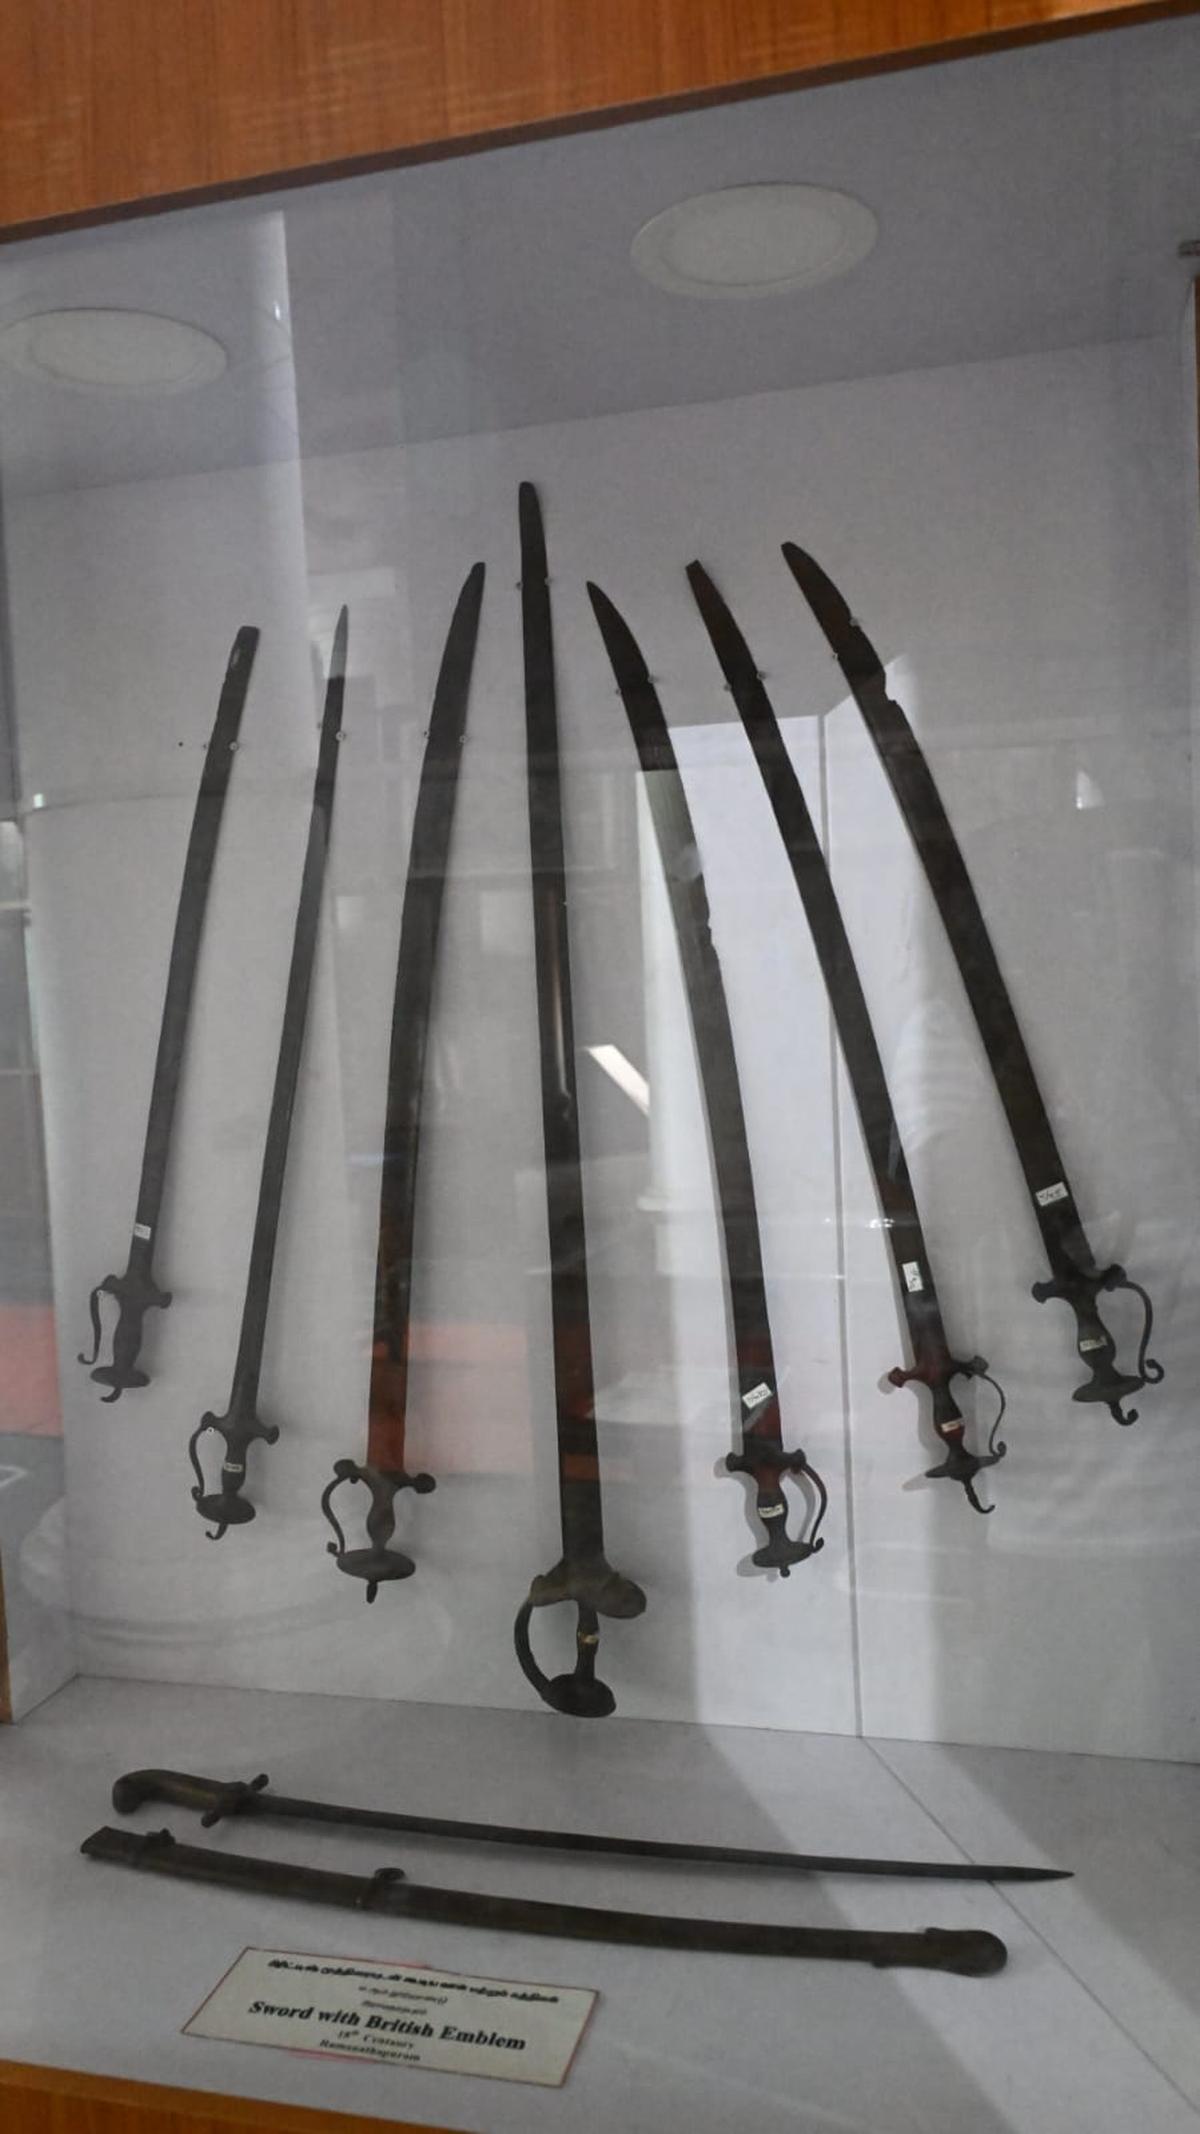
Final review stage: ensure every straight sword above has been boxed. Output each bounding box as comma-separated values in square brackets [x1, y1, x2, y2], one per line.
[514, 486, 645, 1716]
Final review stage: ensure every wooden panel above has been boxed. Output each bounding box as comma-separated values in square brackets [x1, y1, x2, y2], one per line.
[0, 2062, 460, 2134]
[0, 0, 1194, 237]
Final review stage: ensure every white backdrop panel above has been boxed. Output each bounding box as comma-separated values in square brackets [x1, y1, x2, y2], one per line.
[4, 331, 1195, 1754]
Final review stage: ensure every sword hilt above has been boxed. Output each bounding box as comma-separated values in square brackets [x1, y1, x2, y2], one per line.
[725, 1443, 828, 1573]
[888, 1353, 1007, 1515]
[514, 1555, 646, 1718]
[80, 1265, 172, 1403]
[187, 1399, 279, 1540]
[320, 1458, 436, 1601]
[1031, 1262, 1163, 1424]
[112, 1768, 269, 1825]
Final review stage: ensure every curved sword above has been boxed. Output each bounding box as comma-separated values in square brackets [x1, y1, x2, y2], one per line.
[783, 542, 1161, 1427]
[81, 626, 259, 1402]
[321, 563, 485, 1599]
[188, 610, 348, 1538]
[687, 564, 1005, 1513]
[515, 487, 645, 1716]
[111, 1767, 1071, 1881]
[589, 583, 829, 1561]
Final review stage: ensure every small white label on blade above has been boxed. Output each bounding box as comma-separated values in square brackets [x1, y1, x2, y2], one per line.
[902, 1262, 924, 1293]
[1079, 1337, 1105, 1353]
[185, 1946, 595, 2089]
[1035, 1183, 1068, 1207]
[132, 1223, 152, 1240]
[743, 1382, 773, 1410]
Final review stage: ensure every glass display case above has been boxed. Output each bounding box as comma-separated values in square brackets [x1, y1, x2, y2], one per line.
[2, 13, 1200, 2130]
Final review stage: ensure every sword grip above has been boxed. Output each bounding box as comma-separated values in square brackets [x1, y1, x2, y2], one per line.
[888, 1347, 969, 1437]
[889, 1353, 1007, 1514]
[112, 1768, 269, 1824]
[725, 1445, 828, 1575]
[1031, 1263, 1162, 1424]
[82, 1266, 172, 1402]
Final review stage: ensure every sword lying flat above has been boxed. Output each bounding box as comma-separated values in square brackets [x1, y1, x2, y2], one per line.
[783, 543, 1162, 1427]
[82, 1826, 1009, 1973]
[111, 1768, 1070, 1883]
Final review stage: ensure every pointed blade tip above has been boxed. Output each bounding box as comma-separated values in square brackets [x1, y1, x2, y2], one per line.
[456, 558, 486, 617]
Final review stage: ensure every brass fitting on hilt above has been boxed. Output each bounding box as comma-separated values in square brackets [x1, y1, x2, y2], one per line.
[514, 1555, 646, 1718]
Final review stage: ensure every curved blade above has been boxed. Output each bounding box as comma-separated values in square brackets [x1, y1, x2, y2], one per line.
[371, 561, 484, 1470]
[112, 1768, 1071, 1882]
[782, 541, 1090, 1282]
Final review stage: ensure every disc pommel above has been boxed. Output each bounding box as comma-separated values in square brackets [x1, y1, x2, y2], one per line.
[514, 1557, 646, 1718]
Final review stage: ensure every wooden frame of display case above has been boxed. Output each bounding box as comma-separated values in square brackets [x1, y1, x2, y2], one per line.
[0, 0, 1196, 238]
[0, 2, 1195, 2128]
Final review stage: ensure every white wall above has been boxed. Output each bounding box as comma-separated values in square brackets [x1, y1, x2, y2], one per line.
[5, 332, 1197, 1756]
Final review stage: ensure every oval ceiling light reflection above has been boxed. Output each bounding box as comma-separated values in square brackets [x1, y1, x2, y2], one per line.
[631, 183, 877, 299]
[0, 308, 227, 394]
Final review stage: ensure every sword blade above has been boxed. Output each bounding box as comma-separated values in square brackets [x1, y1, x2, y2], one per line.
[782, 542, 1090, 1283]
[588, 585, 780, 1447]
[231, 609, 348, 1401]
[520, 485, 603, 1565]
[81, 1827, 1009, 1973]
[371, 562, 484, 1467]
[685, 564, 953, 1369]
[111, 1769, 1071, 1882]
[134, 626, 259, 1249]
